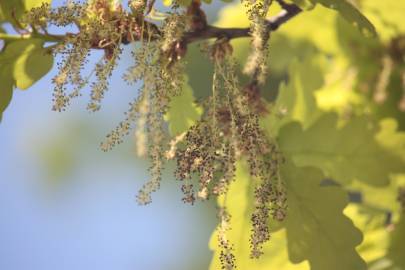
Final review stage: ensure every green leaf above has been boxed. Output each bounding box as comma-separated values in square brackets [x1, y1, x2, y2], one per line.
[314, 69, 365, 116]
[0, 38, 53, 121]
[164, 77, 202, 136]
[162, 0, 191, 6]
[283, 163, 366, 270]
[310, 0, 376, 37]
[349, 175, 405, 226]
[209, 162, 309, 270]
[162, 0, 231, 5]
[0, 27, 12, 121]
[288, 0, 315, 10]
[365, 213, 405, 269]
[343, 205, 390, 265]
[360, 0, 405, 42]
[278, 114, 405, 186]
[185, 44, 214, 100]
[352, 207, 405, 270]
[0, 1, 25, 23]
[376, 119, 405, 163]
[24, 0, 51, 11]
[209, 161, 365, 269]
[386, 215, 405, 269]
[0, 0, 51, 25]
[12, 39, 53, 90]
[0, 68, 13, 121]
[262, 55, 325, 137]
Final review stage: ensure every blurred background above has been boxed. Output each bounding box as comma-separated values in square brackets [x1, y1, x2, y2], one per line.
[0, 1, 228, 269]
[2, 0, 404, 269]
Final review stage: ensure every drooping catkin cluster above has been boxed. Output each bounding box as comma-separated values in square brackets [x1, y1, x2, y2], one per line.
[367, 35, 405, 111]
[87, 45, 123, 111]
[23, 0, 185, 203]
[250, 144, 286, 258]
[24, 1, 288, 267]
[217, 207, 236, 270]
[160, 12, 188, 64]
[373, 55, 393, 105]
[134, 89, 149, 158]
[388, 35, 405, 112]
[22, 1, 86, 29]
[399, 70, 405, 112]
[99, 40, 155, 152]
[242, 0, 273, 84]
[100, 47, 158, 153]
[106, 13, 186, 205]
[135, 14, 188, 205]
[166, 40, 287, 266]
[169, 42, 239, 204]
[24, 0, 156, 112]
[398, 187, 405, 212]
[101, 42, 160, 202]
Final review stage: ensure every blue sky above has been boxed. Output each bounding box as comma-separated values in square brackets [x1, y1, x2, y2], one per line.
[0, 1, 228, 269]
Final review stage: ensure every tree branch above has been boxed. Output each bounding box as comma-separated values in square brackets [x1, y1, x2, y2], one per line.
[183, 2, 301, 43]
[1, 2, 301, 51]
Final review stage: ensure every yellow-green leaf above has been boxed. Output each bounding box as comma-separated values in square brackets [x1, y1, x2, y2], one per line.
[344, 205, 390, 264]
[0, 0, 51, 25]
[310, 0, 376, 37]
[283, 163, 366, 270]
[262, 55, 325, 136]
[0, 68, 13, 121]
[278, 114, 405, 186]
[209, 162, 309, 270]
[376, 119, 405, 163]
[386, 215, 405, 269]
[209, 161, 366, 269]
[288, 0, 315, 10]
[0, 38, 53, 121]
[358, 0, 405, 42]
[12, 39, 53, 90]
[164, 77, 202, 136]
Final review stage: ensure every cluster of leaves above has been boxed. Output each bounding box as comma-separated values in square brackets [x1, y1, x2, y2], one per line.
[1, 0, 405, 270]
[204, 1, 405, 269]
[0, 0, 54, 120]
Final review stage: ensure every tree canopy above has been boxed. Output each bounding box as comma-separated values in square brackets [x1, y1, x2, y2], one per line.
[1, 0, 405, 269]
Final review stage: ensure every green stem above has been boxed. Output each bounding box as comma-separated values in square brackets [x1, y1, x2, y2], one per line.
[0, 33, 31, 41]
[0, 32, 64, 43]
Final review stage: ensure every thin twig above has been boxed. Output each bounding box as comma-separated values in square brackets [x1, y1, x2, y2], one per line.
[86, 2, 301, 47]
[1, 2, 301, 49]
[183, 2, 301, 43]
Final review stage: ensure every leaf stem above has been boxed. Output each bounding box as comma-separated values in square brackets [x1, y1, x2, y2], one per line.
[0, 32, 64, 43]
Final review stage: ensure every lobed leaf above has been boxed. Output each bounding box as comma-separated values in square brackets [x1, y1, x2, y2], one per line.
[278, 114, 405, 186]
[376, 119, 405, 163]
[12, 39, 54, 90]
[0, 38, 53, 121]
[282, 163, 367, 270]
[262, 54, 325, 137]
[344, 205, 391, 265]
[310, 0, 376, 37]
[209, 160, 367, 269]
[386, 215, 405, 269]
[209, 162, 309, 270]
[360, 0, 405, 42]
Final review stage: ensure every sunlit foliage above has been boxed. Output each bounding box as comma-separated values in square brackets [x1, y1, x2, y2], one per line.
[1, 0, 405, 269]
